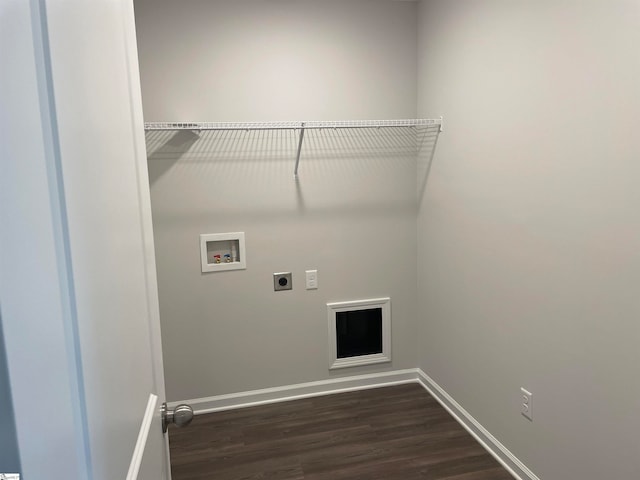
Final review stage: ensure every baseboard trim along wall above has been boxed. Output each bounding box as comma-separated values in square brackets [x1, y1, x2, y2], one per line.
[415, 370, 540, 480]
[169, 368, 539, 480]
[170, 369, 418, 415]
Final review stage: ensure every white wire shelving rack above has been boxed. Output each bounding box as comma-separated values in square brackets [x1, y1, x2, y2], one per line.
[144, 117, 443, 177]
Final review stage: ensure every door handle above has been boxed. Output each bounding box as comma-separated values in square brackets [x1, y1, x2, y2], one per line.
[161, 402, 194, 433]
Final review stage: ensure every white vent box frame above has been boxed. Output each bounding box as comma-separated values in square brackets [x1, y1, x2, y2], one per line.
[200, 232, 246, 272]
[327, 297, 391, 370]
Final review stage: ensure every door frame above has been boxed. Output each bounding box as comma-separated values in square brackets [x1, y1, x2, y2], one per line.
[120, 0, 173, 474]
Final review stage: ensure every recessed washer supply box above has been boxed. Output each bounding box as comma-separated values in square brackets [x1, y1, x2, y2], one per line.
[200, 232, 246, 272]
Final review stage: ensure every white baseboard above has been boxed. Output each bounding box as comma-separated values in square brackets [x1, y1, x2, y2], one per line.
[169, 369, 418, 415]
[415, 369, 540, 480]
[169, 368, 538, 480]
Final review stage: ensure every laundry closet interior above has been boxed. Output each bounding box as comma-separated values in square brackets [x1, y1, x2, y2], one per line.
[133, 1, 640, 480]
[138, 0, 435, 403]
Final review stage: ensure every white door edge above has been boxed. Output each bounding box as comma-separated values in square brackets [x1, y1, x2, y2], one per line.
[126, 394, 159, 480]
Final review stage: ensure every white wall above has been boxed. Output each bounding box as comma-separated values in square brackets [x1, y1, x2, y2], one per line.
[135, 0, 420, 401]
[135, 0, 417, 122]
[417, 1, 640, 479]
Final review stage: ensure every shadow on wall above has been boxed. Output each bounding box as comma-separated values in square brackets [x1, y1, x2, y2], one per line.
[417, 124, 440, 204]
[147, 130, 200, 184]
[145, 125, 440, 219]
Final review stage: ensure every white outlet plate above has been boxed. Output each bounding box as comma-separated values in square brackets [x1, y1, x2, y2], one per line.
[521, 387, 533, 421]
[305, 269, 318, 290]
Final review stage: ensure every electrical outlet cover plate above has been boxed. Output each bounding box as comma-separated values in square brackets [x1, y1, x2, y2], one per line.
[273, 272, 292, 291]
[305, 269, 318, 290]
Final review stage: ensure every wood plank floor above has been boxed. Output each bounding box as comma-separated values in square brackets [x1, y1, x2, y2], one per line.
[169, 383, 514, 480]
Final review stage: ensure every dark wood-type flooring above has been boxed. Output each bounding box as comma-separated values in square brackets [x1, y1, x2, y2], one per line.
[169, 383, 514, 480]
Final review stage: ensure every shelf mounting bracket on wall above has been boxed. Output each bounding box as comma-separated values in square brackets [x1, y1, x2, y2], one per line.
[144, 118, 443, 177]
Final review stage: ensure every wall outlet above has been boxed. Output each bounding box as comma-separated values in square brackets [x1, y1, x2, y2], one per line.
[305, 269, 318, 290]
[521, 387, 533, 421]
[273, 272, 292, 291]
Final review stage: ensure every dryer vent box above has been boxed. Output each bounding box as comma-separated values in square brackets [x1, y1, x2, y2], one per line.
[327, 297, 391, 370]
[200, 232, 246, 272]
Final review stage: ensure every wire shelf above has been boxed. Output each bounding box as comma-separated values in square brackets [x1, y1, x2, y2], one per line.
[144, 118, 442, 131]
[143, 117, 443, 177]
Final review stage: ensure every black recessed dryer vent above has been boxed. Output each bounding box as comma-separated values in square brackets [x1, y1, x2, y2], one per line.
[335, 308, 383, 359]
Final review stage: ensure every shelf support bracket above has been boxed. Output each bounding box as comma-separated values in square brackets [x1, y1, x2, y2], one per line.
[294, 122, 306, 177]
